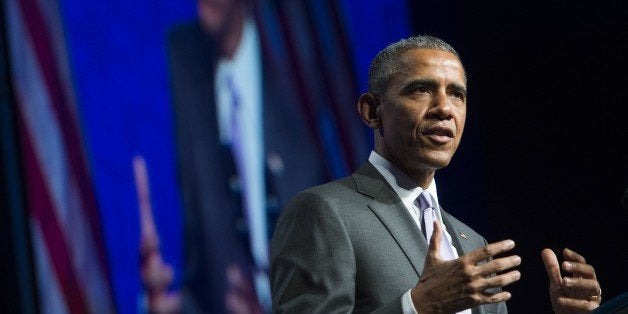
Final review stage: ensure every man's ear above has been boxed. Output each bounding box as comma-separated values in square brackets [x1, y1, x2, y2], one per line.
[357, 93, 381, 129]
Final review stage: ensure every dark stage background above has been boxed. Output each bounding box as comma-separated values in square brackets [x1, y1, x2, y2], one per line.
[410, 1, 628, 311]
[1, 0, 626, 313]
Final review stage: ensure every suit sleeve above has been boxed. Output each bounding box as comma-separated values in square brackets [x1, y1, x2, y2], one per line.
[270, 191, 357, 313]
[270, 190, 412, 313]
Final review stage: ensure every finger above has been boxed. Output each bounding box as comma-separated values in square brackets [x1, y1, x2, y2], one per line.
[141, 254, 172, 290]
[481, 270, 521, 289]
[562, 277, 601, 296]
[162, 263, 175, 285]
[134, 156, 160, 251]
[466, 239, 515, 263]
[427, 220, 443, 260]
[557, 297, 600, 310]
[225, 291, 254, 314]
[541, 248, 562, 287]
[150, 291, 182, 313]
[562, 261, 596, 279]
[477, 255, 522, 277]
[563, 248, 586, 264]
[226, 264, 247, 288]
[479, 291, 513, 304]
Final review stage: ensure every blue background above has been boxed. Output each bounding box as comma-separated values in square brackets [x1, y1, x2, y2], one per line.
[58, 0, 410, 312]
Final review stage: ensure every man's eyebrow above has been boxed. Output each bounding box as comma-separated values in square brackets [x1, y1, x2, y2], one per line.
[400, 79, 437, 94]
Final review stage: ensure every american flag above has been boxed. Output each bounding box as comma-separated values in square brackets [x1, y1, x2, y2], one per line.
[5, 0, 115, 312]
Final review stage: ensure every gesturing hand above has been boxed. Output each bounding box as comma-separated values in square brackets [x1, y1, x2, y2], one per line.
[411, 221, 521, 313]
[541, 248, 601, 313]
[134, 156, 181, 312]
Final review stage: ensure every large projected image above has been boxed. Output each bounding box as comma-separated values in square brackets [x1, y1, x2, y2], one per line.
[3, 0, 408, 312]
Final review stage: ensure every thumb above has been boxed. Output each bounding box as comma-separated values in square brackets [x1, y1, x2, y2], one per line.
[427, 221, 443, 260]
[541, 248, 562, 288]
[134, 156, 160, 253]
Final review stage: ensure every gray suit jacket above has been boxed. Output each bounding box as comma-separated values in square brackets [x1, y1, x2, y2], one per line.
[270, 162, 507, 313]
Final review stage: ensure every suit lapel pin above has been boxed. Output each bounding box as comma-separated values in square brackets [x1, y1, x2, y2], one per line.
[460, 232, 468, 240]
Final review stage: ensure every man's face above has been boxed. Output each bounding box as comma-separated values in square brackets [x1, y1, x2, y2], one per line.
[375, 48, 467, 175]
[197, 0, 240, 36]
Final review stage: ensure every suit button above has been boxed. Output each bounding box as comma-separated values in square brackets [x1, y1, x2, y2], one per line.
[229, 174, 241, 193]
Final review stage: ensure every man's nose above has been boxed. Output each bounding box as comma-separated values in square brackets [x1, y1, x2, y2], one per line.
[429, 91, 452, 120]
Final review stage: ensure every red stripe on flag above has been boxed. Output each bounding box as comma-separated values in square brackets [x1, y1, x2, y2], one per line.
[14, 0, 113, 293]
[17, 113, 88, 314]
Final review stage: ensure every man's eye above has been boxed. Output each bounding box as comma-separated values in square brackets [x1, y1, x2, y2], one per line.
[449, 91, 465, 100]
[414, 86, 430, 94]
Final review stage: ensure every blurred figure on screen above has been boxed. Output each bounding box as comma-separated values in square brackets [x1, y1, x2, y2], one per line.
[140, 0, 328, 312]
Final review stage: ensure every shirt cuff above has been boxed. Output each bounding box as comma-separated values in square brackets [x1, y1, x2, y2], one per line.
[401, 289, 418, 314]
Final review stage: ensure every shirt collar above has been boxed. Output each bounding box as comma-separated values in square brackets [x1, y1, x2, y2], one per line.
[368, 151, 440, 210]
[215, 18, 258, 83]
[214, 19, 261, 144]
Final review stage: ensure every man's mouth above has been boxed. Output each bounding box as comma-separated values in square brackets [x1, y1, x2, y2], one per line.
[421, 125, 454, 144]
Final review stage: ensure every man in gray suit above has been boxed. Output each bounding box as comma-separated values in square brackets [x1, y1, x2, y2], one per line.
[270, 36, 602, 313]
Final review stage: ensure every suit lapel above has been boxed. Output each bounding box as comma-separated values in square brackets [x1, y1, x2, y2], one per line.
[353, 163, 428, 277]
[441, 211, 471, 256]
[440, 210, 480, 256]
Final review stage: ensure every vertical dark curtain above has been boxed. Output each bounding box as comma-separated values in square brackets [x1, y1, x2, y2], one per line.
[408, 0, 628, 311]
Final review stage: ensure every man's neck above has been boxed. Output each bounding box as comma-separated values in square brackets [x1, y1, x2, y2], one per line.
[373, 150, 435, 189]
[219, 4, 245, 59]
[397, 165, 435, 190]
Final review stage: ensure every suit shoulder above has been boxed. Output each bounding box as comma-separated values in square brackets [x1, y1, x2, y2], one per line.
[168, 22, 198, 35]
[167, 22, 218, 59]
[168, 23, 203, 45]
[287, 176, 356, 205]
[279, 176, 363, 217]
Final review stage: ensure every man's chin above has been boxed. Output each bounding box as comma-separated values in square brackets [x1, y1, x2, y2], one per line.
[416, 152, 454, 170]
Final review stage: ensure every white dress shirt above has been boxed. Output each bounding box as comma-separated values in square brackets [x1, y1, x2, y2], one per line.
[214, 17, 269, 269]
